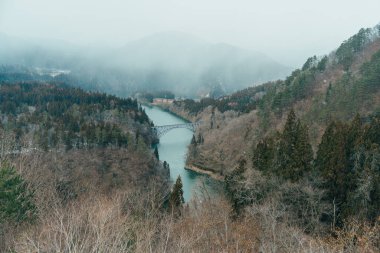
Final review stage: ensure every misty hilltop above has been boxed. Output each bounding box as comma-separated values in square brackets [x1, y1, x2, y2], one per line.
[110, 31, 291, 96]
[0, 31, 290, 97]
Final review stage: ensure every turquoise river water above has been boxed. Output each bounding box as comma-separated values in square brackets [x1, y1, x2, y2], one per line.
[143, 105, 221, 202]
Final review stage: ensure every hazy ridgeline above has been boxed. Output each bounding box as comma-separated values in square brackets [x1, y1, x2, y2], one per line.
[0, 31, 290, 97]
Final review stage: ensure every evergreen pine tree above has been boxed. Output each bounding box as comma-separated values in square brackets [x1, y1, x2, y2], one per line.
[163, 161, 169, 170]
[294, 122, 314, 177]
[274, 109, 313, 181]
[315, 121, 348, 198]
[169, 176, 184, 215]
[315, 121, 352, 225]
[366, 146, 380, 221]
[348, 144, 380, 221]
[191, 134, 197, 145]
[252, 136, 275, 174]
[0, 163, 36, 224]
[163, 161, 170, 177]
[275, 109, 298, 178]
[315, 116, 380, 224]
[197, 133, 204, 144]
[154, 146, 159, 160]
[363, 115, 380, 146]
[225, 158, 249, 217]
[347, 114, 363, 157]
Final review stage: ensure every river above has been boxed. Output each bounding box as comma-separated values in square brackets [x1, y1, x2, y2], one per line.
[143, 105, 221, 202]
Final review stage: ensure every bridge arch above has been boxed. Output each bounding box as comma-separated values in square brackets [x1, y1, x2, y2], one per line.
[152, 122, 201, 138]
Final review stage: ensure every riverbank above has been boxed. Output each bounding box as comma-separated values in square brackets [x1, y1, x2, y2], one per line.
[142, 104, 208, 201]
[185, 164, 224, 181]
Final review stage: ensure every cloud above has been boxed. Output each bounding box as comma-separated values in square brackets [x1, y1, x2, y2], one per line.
[0, 0, 379, 66]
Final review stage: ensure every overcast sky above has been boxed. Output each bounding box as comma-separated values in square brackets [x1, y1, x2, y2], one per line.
[1, 0, 379, 67]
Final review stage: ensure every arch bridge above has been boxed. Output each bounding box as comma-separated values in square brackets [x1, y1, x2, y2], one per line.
[152, 121, 201, 138]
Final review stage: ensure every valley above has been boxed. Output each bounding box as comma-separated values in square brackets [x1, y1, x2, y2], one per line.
[1, 4, 380, 251]
[142, 105, 221, 202]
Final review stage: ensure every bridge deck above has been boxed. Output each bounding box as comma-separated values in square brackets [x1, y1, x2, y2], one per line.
[152, 122, 201, 138]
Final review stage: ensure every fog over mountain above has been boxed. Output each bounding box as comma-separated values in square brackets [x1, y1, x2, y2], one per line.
[0, 31, 290, 97]
[2, 0, 380, 67]
[110, 31, 291, 95]
[1, 0, 379, 96]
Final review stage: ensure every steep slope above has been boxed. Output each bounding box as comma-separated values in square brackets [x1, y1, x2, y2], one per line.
[168, 24, 380, 175]
[0, 80, 170, 250]
[0, 80, 165, 207]
[161, 25, 380, 245]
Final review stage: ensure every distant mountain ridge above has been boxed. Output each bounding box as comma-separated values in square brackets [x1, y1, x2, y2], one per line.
[0, 31, 291, 97]
[111, 31, 291, 96]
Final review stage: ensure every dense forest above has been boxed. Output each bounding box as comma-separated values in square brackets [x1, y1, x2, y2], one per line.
[4, 82, 378, 252]
[0, 82, 151, 150]
[0, 81, 172, 251]
[227, 110, 379, 229]
[174, 26, 380, 119]
[167, 25, 380, 252]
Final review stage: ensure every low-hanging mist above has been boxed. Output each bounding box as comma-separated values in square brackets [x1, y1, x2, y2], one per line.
[0, 31, 291, 97]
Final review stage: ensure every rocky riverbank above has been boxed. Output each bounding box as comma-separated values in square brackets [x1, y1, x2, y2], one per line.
[185, 164, 224, 181]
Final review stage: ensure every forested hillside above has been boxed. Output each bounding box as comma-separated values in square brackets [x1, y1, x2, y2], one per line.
[173, 24, 380, 170]
[0, 82, 151, 149]
[1, 80, 353, 253]
[163, 25, 380, 251]
[3, 0, 380, 251]
[0, 81, 170, 251]
[3, 81, 377, 253]
[2, 22, 380, 253]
